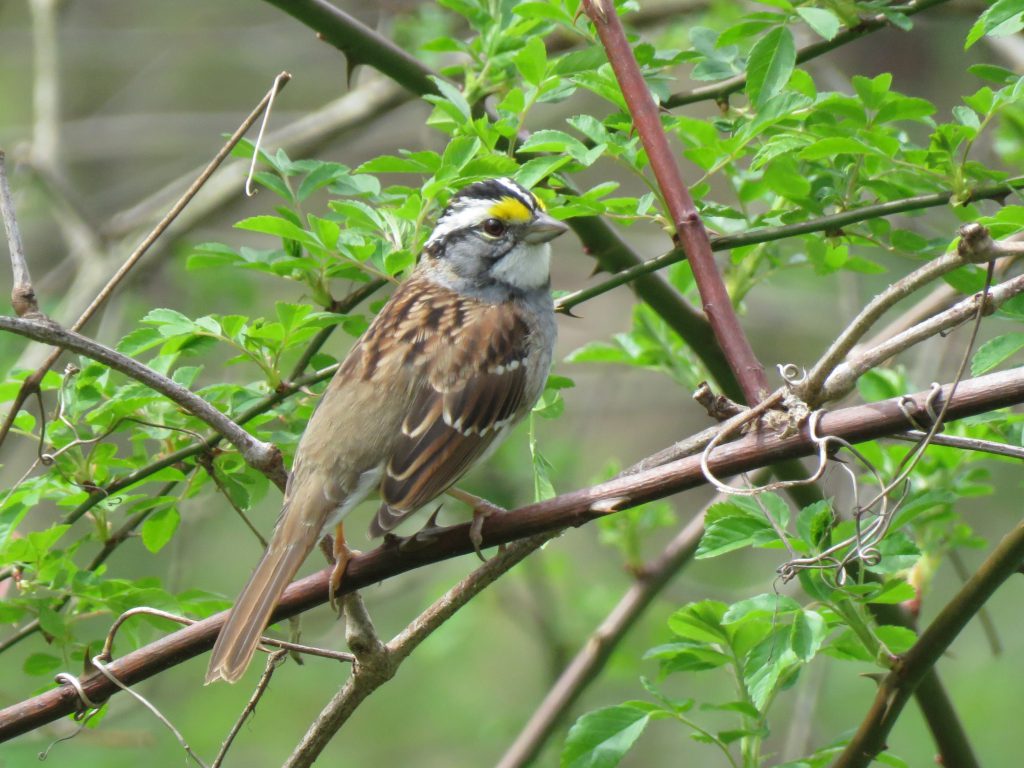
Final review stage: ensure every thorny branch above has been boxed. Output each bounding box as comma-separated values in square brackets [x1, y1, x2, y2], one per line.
[2, 367, 1023, 741]
[583, 0, 767, 405]
[554, 177, 1024, 314]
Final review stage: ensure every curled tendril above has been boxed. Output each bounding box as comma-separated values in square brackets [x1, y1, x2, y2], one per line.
[778, 363, 806, 385]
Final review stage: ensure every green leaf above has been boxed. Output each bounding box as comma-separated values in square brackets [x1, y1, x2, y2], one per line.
[745, 27, 796, 108]
[668, 601, 729, 643]
[798, 136, 876, 160]
[561, 705, 652, 768]
[141, 506, 181, 553]
[430, 76, 472, 121]
[296, 162, 350, 203]
[971, 332, 1024, 376]
[23, 652, 62, 676]
[515, 156, 571, 189]
[723, 593, 801, 623]
[796, 7, 840, 40]
[966, 0, 1024, 48]
[514, 36, 548, 86]
[117, 326, 166, 356]
[790, 610, 826, 661]
[697, 507, 773, 559]
[235, 215, 318, 248]
[875, 624, 917, 654]
[142, 308, 197, 337]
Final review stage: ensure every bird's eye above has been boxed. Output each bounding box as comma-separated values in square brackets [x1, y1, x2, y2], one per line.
[482, 218, 506, 237]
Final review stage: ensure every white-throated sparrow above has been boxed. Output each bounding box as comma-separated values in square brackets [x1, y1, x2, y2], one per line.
[206, 178, 566, 684]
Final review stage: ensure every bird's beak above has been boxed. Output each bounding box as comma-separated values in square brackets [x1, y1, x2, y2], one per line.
[524, 212, 569, 244]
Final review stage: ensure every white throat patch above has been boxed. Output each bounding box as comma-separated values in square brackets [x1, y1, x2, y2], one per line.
[491, 241, 551, 290]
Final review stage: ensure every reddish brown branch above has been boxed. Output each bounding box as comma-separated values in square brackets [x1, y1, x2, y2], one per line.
[1, 368, 1022, 741]
[582, 0, 767, 404]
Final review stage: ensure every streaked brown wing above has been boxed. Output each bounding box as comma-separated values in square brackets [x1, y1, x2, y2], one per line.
[369, 295, 531, 536]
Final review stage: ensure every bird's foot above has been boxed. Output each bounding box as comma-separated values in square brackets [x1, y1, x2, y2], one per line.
[327, 522, 361, 614]
[447, 487, 506, 562]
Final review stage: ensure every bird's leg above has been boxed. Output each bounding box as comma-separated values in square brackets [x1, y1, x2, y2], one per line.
[447, 487, 506, 561]
[328, 522, 356, 614]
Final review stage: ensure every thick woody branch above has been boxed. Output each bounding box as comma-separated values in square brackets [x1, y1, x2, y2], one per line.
[583, 0, 767, 404]
[261, 0, 439, 97]
[0, 315, 285, 489]
[2, 368, 1022, 742]
[664, 0, 952, 109]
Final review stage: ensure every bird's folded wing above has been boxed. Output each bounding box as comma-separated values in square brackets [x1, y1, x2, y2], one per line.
[370, 303, 531, 535]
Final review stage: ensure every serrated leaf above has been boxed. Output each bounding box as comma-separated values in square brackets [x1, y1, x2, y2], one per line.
[515, 156, 570, 189]
[875, 624, 917, 654]
[791, 610, 826, 661]
[723, 593, 801, 623]
[697, 514, 772, 558]
[745, 27, 796, 108]
[116, 326, 166, 356]
[798, 136, 875, 160]
[966, 0, 1024, 48]
[431, 76, 471, 121]
[796, 7, 840, 40]
[971, 332, 1024, 376]
[561, 705, 651, 768]
[514, 36, 547, 86]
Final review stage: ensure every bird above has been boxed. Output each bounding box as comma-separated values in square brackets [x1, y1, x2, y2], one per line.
[205, 177, 567, 684]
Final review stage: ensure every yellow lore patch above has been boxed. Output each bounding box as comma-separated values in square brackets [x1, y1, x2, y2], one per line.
[487, 196, 537, 222]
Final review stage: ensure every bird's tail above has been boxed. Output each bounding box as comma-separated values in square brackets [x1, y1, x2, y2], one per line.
[205, 527, 316, 684]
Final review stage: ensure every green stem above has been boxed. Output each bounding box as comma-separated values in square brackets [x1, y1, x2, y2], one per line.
[664, 0, 953, 109]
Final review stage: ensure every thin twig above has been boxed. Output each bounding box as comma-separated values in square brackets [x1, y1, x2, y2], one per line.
[0, 151, 40, 318]
[105, 76, 409, 238]
[663, 0, 952, 108]
[888, 430, 1024, 460]
[211, 649, 288, 768]
[0, 72, 292, 451]
[554, 177, 1024, 315]
[797, 223, 1009, 405]
[197, 454, 269, 548]
[820, 271, 1024, 401]
[100, 607, 353, 666]
[89, 655, 209, 768]
[583, 0, 767, 404]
